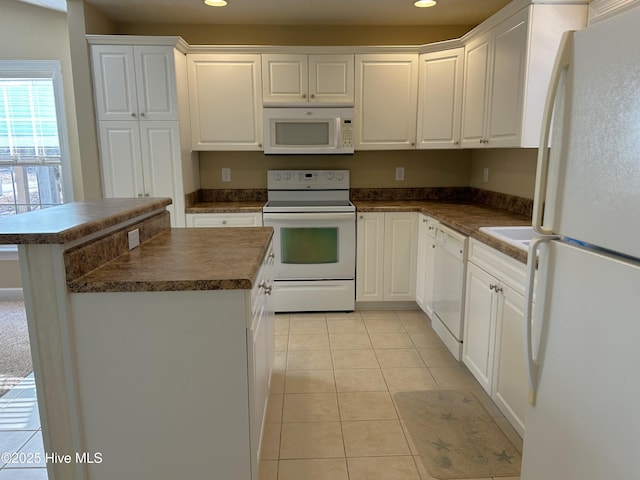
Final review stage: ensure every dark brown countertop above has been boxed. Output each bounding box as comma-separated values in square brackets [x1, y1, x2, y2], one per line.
[184, 198, 532, 263]
[68, 227, 274, 293]
[186, 201, 265, 214]
[0, 198, 172, 245]
[354, 200, 531, 263]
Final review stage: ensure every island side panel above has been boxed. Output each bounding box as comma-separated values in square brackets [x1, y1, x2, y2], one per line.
[68, 290, 252, 480]
[18, 244, 86, 480]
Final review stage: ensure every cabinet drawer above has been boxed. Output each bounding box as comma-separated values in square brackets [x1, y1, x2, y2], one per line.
[468, 238, 526, 295]
[186, 213, 262, 228]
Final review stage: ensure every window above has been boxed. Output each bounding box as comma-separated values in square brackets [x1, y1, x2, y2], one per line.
[0, 60, 72, 216]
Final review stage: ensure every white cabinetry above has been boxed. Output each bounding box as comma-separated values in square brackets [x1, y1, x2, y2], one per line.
[98, 121, 184, 222]
[356, 212, 418, 302]
[415, 214, 439, 315]
[354, 54, 419, 150]
[187, 54, 263, 150]
[461, 4, 587, 148]
[247, 240, 275, 472]
[90, 39, 191, 227]
[262, 54, 354, 104]
[186, 212, 262, 228]
[462, 239, 529, 435]
[416, 48, 464, 149]
[91, 44, 179, 121]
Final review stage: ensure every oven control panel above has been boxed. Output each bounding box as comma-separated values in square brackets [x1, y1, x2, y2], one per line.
[267, 170, 350, 190]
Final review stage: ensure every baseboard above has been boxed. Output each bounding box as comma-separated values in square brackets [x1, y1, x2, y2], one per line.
[355, 301, 418, 311]
[0, 288, 24, 301]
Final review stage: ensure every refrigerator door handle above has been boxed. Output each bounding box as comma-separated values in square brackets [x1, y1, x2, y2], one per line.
[532, 30, 575, 235]
[525, 235, 561, 406]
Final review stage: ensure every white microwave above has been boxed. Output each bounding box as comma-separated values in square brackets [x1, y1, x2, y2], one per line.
[263, 107, 354, 154]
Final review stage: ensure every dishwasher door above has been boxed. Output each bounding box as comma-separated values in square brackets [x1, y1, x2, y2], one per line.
[432, 225, 467, 358]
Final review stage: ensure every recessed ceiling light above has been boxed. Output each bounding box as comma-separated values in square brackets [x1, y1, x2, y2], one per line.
[204, 0, 227, 6]
[414, 0, 437, 7]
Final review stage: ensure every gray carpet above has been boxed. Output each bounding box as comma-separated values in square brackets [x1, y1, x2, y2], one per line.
[0, 300, 33, 397]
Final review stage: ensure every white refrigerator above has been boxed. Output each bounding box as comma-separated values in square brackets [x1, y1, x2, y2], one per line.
[521, 6, 640, 479]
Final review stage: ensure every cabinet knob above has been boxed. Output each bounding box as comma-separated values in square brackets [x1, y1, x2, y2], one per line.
[359, 215, 364, 220]
[268, 252, 275, 259]
[310, 94, 315, 99]
[454, 141, 459, 145]
[140, 112, 145, 117]
[131, 113, 137, 118]
[432, 244, 436, 248]
[144, 193, 150, 197]
[222, 220, 227, 225]
[302, 93, 307, 99]
[137, 193, 143, 198]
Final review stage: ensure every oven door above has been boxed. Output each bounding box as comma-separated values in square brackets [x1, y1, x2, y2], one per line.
[262, 212, 356, 280]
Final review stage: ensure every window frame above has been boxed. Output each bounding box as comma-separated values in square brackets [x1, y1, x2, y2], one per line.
[0, 60, 74, 215]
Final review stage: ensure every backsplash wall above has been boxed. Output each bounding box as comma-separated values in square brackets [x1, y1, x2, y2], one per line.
[198, 150, 473, 189]
[470, 148, 538, 199]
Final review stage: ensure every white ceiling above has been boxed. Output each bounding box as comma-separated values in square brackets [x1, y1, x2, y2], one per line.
[81, 0, 514, 26]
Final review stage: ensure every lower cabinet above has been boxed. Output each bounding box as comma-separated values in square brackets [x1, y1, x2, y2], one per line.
[463, 239, 529, 436]
[356, 212, 418, 302]
[415, 214, 439, 316]
[186, 212, 263, 227]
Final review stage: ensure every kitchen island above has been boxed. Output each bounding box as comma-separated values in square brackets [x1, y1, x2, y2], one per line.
[0, 198, 275, 480]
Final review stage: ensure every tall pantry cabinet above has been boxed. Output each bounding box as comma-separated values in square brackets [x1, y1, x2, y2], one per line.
[89, 37, 195, 227]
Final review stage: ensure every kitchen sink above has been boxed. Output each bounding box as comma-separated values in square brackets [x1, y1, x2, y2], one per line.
[478, 226, 537, 252]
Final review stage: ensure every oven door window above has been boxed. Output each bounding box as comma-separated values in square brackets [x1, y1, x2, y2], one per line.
[281, 227, 338, 264]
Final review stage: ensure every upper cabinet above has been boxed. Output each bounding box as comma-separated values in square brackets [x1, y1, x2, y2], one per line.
[187, 54, 263, 150]
[355, 54, 419, 150]
[262, 54, 354, 105]
[91, 45, 179, 122]
[460, 4, 587, 148]
[416, 48, 464, 149]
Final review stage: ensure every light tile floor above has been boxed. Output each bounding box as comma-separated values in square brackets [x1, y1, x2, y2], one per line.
[259, 310, 522, 480]
[0, 374, 48, 479]
[0, 309, 522, 480]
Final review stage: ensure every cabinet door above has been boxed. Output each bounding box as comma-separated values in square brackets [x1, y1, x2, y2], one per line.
[486, 12, 527, 147]
[188, 54, 262, 150]
[98, 121, 145, 198]
[356, 213, 385, 302]
[416, 215, 429, 310]
[133, 46, 179, 121]
[492, 284, 528, 436]
[139, 121, 183, 224]
[416, 48, 464, 149]
[460, 36, 492, 147]
[355, 54, 419, 150]
[91, 45, 138, 121]
[462, 262, 497, 393]
[308, 54, 354, 104]
[262, 54, 308, 103]
[383, 213, 418, 301]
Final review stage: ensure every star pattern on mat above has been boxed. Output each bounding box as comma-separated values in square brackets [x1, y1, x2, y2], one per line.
[494, 449, 515, 463]
[431, 438, 453, 451]
[440, 412, 458, 422]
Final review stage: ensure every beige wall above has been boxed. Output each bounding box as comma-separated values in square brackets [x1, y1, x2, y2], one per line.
[107, 24, 473, 46]
[199, 150, 472, 189]
[470, 148, 538, 199]
[1, 0, 86, 289]
[1, 0, 86, 200]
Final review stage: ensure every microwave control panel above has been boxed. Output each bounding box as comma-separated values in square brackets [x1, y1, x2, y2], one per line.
[341, 119, 353, 148]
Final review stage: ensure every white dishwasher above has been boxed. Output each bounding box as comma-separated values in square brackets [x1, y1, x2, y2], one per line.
[432, 224, 468, 360]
